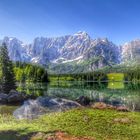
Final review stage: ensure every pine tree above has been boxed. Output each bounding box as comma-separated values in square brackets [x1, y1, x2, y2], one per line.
[0, 43, 16, 94]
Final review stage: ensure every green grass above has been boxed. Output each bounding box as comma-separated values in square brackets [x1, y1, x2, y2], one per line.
[107, 73, 124, 81]
[0, 108, 140, 140]
[49, 76, 75, 81]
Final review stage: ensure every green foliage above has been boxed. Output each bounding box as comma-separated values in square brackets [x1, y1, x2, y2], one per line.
[98, 64, 140, 82]
[49, 63, 140, 82]
[14, 62, 49, 82]
[0, 43, 16, 93]
[49, 72, 107, 82]
[49, 57, 103, 74]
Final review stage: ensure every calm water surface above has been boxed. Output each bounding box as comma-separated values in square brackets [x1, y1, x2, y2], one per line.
[18, 81, 140, 111]
[0, 81, 140, 115]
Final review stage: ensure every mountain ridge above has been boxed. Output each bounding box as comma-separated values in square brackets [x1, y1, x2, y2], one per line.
[0, 31, 139, 73]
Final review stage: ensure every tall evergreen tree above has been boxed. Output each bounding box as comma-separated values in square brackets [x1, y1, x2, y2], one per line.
[0, 43, 16, 94]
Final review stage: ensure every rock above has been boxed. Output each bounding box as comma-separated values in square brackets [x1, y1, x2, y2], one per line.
[92, 102, 129, 111]
[116, 106, 129, 112]
[30, 131, 94, 140]
[53, 131, 94, 140]
[107, 104, 116, 110]
[92, 102, 107, 109]
[0, 90, 27, 104]
[76, 96, 91, 106]
[13, 100, 47, 119]
[7, 90, 25, 103]
[0, 93, 8, 104]
[30, 132, 45, 140]
[8, 90, 21, 96]
[92, 102, 117, 110]
[13, 97, 81, 119]
[114, 118, 131, 124]
[83, 115, 90, 123]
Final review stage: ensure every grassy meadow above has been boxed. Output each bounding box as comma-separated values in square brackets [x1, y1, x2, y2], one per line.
[0, 108, 140, 140]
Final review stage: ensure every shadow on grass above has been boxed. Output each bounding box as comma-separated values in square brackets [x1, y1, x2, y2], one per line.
[0, 129, 57, 140]
[0, 130, 27, 140]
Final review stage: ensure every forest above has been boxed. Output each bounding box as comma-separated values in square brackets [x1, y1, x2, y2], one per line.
[49, 64, 140, 82]
[14, 62, 49, 82]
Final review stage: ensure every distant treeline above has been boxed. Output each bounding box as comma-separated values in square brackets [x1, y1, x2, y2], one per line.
[14, 62, 49, 82]
[12, 62, 140, 83]
[49, 64, 140, 82]
[49, 72, 107, 82]
[99, 64, 140, 82]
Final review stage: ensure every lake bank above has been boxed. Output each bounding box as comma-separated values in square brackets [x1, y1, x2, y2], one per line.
[0, 108, 140, 140]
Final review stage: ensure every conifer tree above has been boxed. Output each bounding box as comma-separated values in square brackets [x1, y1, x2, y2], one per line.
[0, 43, 16, 94]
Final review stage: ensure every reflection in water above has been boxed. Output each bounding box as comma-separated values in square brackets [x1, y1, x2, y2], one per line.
[107, 82, 124, 89]
[17, 81, 140, 111]
[17, 82, 48, 97]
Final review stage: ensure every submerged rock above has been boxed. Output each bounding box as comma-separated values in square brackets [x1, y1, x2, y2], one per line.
[76, 96, 91, 106]
[13, 97, 81, 119]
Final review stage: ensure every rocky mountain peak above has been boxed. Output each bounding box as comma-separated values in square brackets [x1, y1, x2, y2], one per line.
[74, 31, 88, 35]
[1, 32, 137, 73]
[122, 39, 140, 62]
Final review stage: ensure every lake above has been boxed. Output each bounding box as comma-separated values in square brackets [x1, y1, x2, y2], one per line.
[17, 81, 140, 111]
[0, 81, 140, 115]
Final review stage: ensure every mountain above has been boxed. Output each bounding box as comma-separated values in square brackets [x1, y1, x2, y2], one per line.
[122, 39, 140, 63]
[0, 31, 127, 74]
[3, 37, 30, 62]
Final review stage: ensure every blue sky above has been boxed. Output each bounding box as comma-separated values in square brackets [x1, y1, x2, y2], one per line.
[0, 0, 140, 45]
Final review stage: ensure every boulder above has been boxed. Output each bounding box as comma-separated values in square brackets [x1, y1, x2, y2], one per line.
[116, 106, 129, 112]
[13, 97, 81, 119]
[8, 90, 20, 96]
[0, 93, 8, 104]
[76, 96, 91, 106]
[7, 90, 25, 103]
